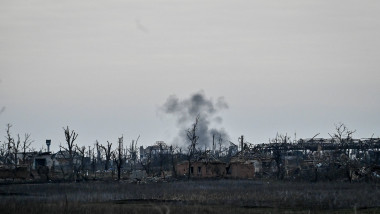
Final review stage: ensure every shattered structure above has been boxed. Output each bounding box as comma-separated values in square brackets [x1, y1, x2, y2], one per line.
[174, 137, 380, 181]
[1, 134, 380, 182]
[243, 138, 380, 181]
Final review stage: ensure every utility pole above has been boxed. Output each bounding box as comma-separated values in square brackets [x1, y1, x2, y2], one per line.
[212, 134, 215, 154]
[239, 135, 244, 152]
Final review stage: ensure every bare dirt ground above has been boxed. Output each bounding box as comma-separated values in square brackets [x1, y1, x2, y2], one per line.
[0, 179, 379, 214]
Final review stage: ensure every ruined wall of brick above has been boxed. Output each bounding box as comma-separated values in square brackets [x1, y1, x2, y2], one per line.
[176, 161, 255, 179]
[227, 162, 255, 179]
[176, 162, 226, 178]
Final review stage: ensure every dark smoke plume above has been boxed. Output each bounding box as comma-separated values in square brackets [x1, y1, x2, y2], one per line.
[161, 91, 229, 148]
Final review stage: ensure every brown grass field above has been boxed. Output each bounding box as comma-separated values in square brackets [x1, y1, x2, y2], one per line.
[0, 179, 380, 214]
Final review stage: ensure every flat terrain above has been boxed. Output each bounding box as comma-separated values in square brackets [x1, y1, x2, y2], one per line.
[0, 180, 379, 214]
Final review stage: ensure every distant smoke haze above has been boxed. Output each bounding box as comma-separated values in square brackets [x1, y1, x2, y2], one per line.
[160, 91, 229, 148]
[0, 107, 5, 115]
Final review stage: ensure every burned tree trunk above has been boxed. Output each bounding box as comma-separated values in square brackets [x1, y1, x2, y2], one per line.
[170, 145, 178, 178]
[101, 141, 112, 171]
[112, 136, 124, 181]
[5, 124, 14, 168]
[186, 115, 200, 179]
[21, 133, 32, 165]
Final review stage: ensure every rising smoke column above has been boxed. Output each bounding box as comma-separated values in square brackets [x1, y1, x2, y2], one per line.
[160, 91, 229, 148]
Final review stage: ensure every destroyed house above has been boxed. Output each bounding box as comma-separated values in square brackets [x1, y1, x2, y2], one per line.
[176, 161, 226, 178]
[140, 141, 170, 161]
[226, 156, 256, 179]
[176, 158, 258, 179]
[51, 150, 82, 172]
[33, 152, 53, 170]
[15, 152, 37, 166]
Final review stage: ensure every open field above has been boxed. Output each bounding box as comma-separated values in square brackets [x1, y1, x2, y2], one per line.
[0, 180, 380, 214]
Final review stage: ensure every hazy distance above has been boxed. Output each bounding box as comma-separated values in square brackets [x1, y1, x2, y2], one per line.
[1, 0, 379, 151]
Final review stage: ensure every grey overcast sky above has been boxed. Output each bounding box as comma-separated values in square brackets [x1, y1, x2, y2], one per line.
[1, 0, 380, 151]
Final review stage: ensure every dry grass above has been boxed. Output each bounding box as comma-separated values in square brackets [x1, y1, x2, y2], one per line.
[0, 180, 379, 213]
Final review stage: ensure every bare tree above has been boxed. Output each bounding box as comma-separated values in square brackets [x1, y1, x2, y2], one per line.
[169, 144, 179, 178]
[127, 136, 139, 171]
[270, 133, 291, 180]
[21, 133, 33, 164]
[112, 136, 124, 181]
[0, 143, 6, 164]
[186, 115, 200, 179]
[75, 145, 86, 179]
[329, 123, 356, 147]
[60, 126, 78, 180]
[91, 143, 98, 179]
[95, 140, 102, 165]
[157, 141, 168, 177]
[328, 123, 357, 182]
[12, 134, 21, 168]
[4, 124, 14, 166]
[100, 141, 112, 171]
